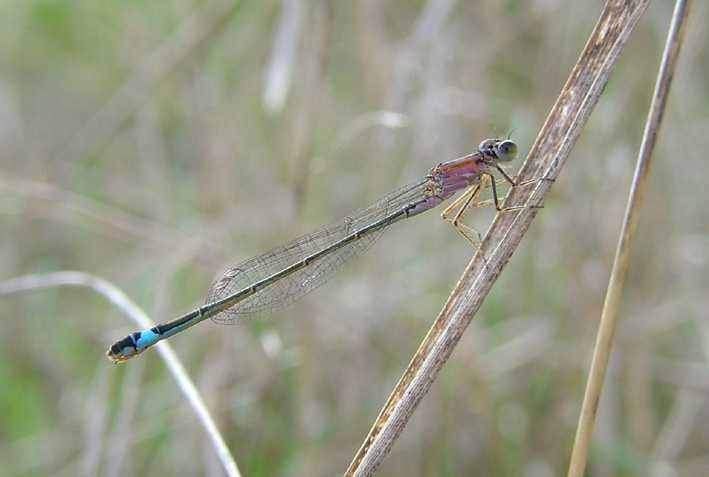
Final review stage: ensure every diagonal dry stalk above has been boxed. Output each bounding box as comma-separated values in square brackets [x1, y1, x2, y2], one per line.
[568, 1, 693, 475]
[345, 0, 652, 475]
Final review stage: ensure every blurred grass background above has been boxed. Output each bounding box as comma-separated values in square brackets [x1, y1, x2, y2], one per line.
[1, 0, 708, 475]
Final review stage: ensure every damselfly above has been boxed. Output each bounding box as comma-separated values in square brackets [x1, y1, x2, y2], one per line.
[107, 138, 520, 362]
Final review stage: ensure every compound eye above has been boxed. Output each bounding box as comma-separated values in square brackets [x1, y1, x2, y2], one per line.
[496, 140, 518, 162]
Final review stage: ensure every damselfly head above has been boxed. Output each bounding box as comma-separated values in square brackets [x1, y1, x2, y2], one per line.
[477, 138, 517, 163]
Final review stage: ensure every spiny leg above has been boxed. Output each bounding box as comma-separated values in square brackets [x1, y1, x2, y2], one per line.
[441, 181, 485, 247]
[461, 175, 553, 214]
[440, 174, 551, 266]
[441, 172, 515, 247]
[442, 171, 504, 227]
[492, 176, 553, 213]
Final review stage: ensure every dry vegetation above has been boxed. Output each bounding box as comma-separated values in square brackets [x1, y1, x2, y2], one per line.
[1, 1, 708, 475]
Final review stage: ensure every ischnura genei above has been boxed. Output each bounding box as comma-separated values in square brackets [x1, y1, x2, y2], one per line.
[107, 138, 519, 362]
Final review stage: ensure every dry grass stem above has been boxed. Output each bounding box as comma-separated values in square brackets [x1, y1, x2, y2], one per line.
[568, 1, 693, 475]
[346, 0, 651, 474]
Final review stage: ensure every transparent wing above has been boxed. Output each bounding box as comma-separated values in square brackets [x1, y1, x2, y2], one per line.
[206, 177, 430, 323]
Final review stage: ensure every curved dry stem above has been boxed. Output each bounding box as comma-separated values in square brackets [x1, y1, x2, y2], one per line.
[0, 272, 241, 477]
[346, 0, 652, 475]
